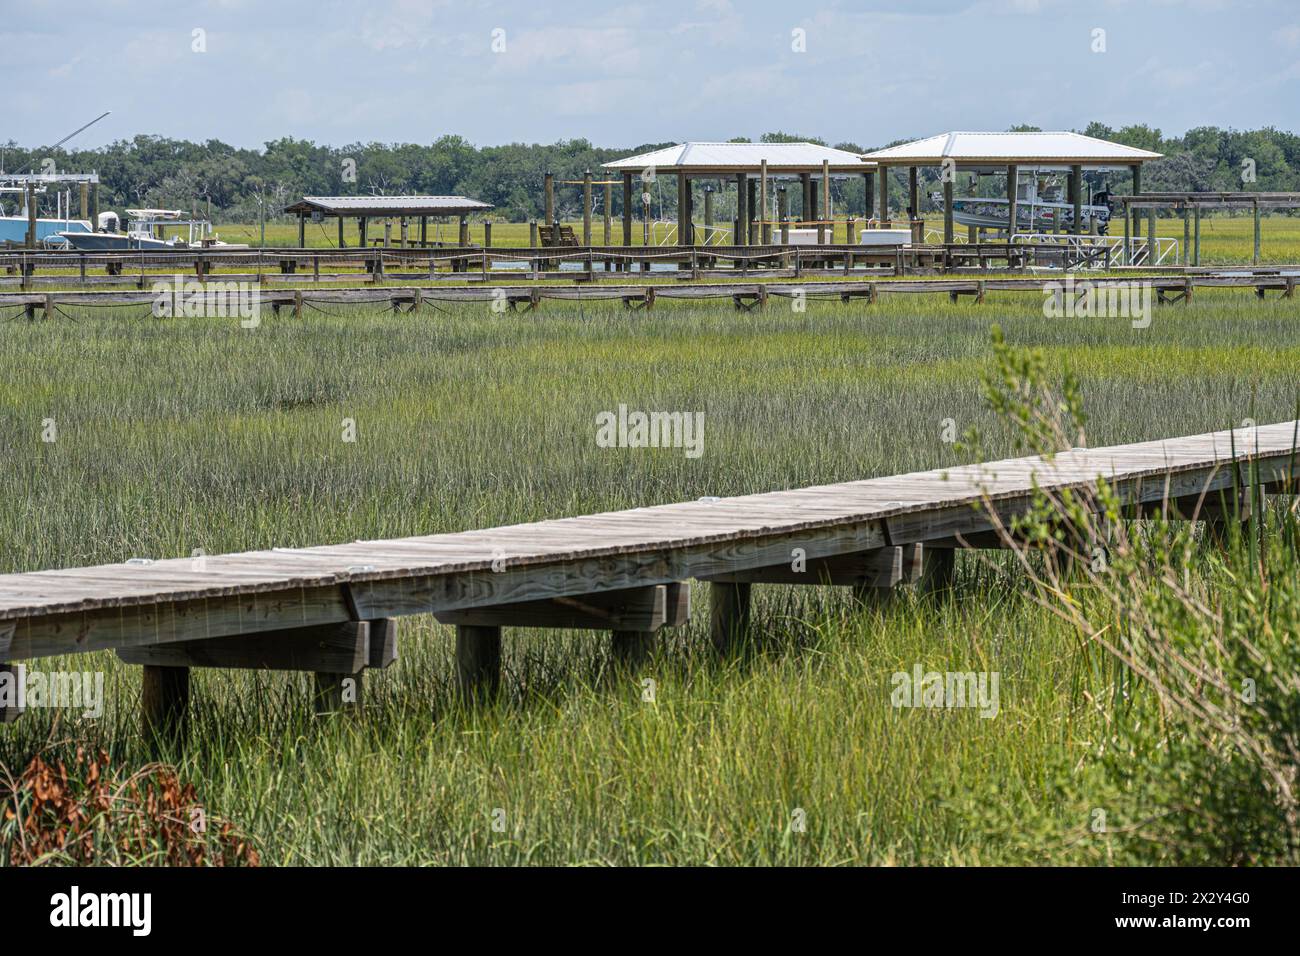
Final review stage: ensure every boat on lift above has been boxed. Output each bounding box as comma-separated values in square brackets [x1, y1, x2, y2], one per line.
[932, 169, 1113, 235]
[58, 209, 248, 251]
[0, 178, 95, 247]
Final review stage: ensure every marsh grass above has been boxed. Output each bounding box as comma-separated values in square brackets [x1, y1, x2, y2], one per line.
[1, 292, 1298, 864]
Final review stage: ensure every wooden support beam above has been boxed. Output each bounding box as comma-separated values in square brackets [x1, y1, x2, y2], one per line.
[709, 581, 751, 655]
[117, 621, 374, 673]
[759, 160, 770, 244]
[603, 181, 612, 247]
[141, 664, 189, 748]
[337, 215, 345, 249]
[908, 166, 918, 219]
[436, 583, 688, 631]
[736, 173, 748, 247]
[700, 546, 908, 588]
[864, 172, 873, 224]
[823, 159, 832, 241]
[544, 172, 555, 238]
[455, 625, 501, 701]
[1254, 199, 1262, 265]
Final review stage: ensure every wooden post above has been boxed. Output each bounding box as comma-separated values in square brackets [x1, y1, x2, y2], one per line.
[298, 213, 306, 247]
[1182, 205, 1190, 266]
[1193, 205, 1201, 266]
[611, 631, 655, 670]
[918, 546, 956, 595]
[1005, 164, 1018, 241]
[26, 184, 37, 248]
[823, 159, 832, 243]
[943, 179, 954, 244]
[1147, 207, 1157, 265]
[420, 215, 427, 247]
[603, 181, 612, 246]
[747, 178, 758, 244]
[483, 221, 492, 248]
[704, 185, 714, 241]
[360, 217, 368, 247]
[864, 172, 873, 224]
[778, 188, 790, 246]
[1253, 199, 1261, 265]
[400, 216, 408, 248]
[735, 173, 748, 247]
[878, 165, 889, 224]
[677, 173, 689, 247]
[456, 625, 502, 701]
[459, 216, 469, 246]
[384, 219, 392, 247]
[89, 183, 98, 229]
[907, 166, 918, 220]
[622, 172, 633, 248]
[583, 168, 592, 246]
[141, 665, 190, 748]
[809, 179, 820, 242]
[709, 582, 751, 655]
[759, 160, 769, 244]
[1071, 164, 1083, 236]
[543, 171, 555, 242]
[313, 672, 361, 715]
[337, 215, 345, 249]
[79, 182, 89, 220]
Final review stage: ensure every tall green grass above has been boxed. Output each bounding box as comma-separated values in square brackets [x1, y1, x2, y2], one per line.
[1, 293, 1298, 864]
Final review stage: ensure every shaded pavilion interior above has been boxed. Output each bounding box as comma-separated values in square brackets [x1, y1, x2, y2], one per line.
[601, 142, 876, 245]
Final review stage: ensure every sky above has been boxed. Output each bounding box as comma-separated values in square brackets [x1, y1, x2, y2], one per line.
[6, 0, 1299, 151]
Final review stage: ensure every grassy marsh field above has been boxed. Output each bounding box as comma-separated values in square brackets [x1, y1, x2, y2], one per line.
[212, 211, 1300, 263]
[2, 286, 1298, 865]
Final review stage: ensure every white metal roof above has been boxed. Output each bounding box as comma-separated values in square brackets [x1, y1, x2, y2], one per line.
[286, 195, 492, 214]
[604, 142, 873, 172]
[861, 132, 1162, 165]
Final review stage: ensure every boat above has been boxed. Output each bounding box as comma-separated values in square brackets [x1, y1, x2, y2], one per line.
[931, 169, 1113, 235]
[58, 209, 249, 251]
[0, 180, 94, 247]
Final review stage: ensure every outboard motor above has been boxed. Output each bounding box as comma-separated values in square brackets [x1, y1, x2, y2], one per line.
[97, 211, 120, 234]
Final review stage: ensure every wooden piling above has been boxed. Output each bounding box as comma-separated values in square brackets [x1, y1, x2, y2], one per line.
[583, 169, 593, 246]
[456, 624, 502, 701]
[141, 664, 190, 748]
[1006, 165, 1018, 241]
[25, 184, 37, 249]
[611, 630, 655, 670]
[877, 165, 889, 223]
[1071, 164, 1082, 235]
[1254, 199, 1261, 265]
[709, 581, 751, 655]
[759, 160, 769, 244]
[603, 181, 612, 246]
[622, 172, 633, 249]
[544, 172, 555, 239]
[943, 180, 954, 244]
[735, 173, 748, 247]
[823, 159, 832, 243]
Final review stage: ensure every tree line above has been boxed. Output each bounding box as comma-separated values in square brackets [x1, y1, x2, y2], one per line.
[2, 124, 1296, 223]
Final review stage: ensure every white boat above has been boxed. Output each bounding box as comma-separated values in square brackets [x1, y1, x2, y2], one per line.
[932, 170, 1113, 235]
[59, 209, 248, 251]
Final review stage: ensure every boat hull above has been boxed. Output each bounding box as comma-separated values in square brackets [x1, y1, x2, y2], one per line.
[58, 232, 177, 251]
[949, 198, 1110, 234]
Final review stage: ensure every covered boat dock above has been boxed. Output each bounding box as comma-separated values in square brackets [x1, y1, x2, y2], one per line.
[283, 195, 493, 249]
[861, 131, 1162, 243]
[601, 142, 875, 246]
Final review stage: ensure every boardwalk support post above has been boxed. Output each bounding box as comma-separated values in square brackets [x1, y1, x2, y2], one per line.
[456, 625, 502, 701]
[141, 664, 190, 748]
[917, 546, 956, 595]
[710, 581, 751, 655]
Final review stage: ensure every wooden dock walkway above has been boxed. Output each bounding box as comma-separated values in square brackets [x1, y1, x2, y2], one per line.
[0, 270, 1296, 320]
[1, 422, 1295, 737]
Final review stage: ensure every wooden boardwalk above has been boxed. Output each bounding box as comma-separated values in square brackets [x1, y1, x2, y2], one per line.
[1, 422, 1295, 736]
[0, 270, 1296, 320]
